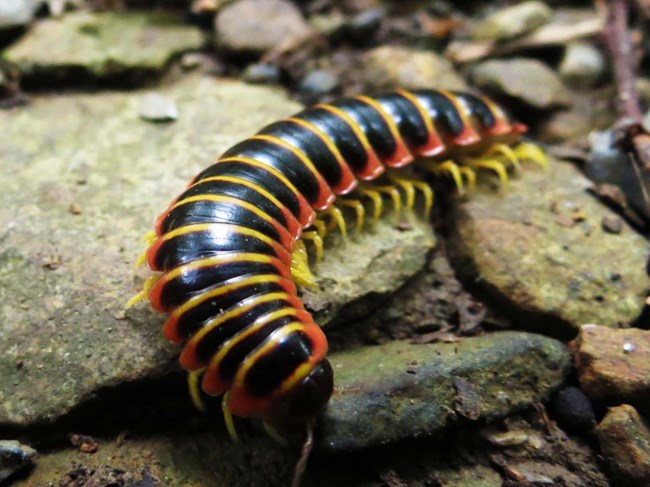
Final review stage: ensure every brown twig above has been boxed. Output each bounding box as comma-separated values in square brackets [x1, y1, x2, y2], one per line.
[599, 0, 650, 214]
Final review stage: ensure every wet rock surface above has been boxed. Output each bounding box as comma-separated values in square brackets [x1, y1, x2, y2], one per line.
[320, 331, 569, 450]
[0, 440, 37, 483]
[597, 404, 650, 486]
[449, 161, 649, 338]
[471, 58, 572, 110]
[3, 11, 204, 86]
[575, 324, 650, 410]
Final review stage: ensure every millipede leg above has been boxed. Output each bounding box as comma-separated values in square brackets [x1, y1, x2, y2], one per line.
[337, 199, 366, 232]
[410, 179, 435, 219]
[320, 206, 348, 241]
[302, 231, 324, 262]
[461, 157, 509, 186]
[142, 230, 157, 245]
[124, 275, 159, 309]
[427, 160, 465, 195]
[486, 144, 520, 171]
[263, 421, 289, 446]
[514, 142, 548, 168]
[309, 218, 328, 239]
[359, 188, 383, 223]
[459, 166, 477, 192]
[388, 174, 416, 210]
[222, 391, 240, 442]
[134, 250, 147, 270]
[290, 240, 318, 289]
[188, 370, 207, 412]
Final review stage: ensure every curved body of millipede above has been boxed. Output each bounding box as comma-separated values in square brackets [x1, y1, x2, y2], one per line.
[128, 88, 546, 437]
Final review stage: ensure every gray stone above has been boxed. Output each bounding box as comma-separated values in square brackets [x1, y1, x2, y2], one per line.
[242, 62, 280, 84]
[0, 0, 43, 29]
[559, 41, 606, 89]
[3, 11, 204, 83]
[0, 440, 37, 483]
[319, 332, 569, 450]
[359, 45, 466, 92]
[448, 161, 648, 337]
[471, 1, 552, 41]
[299, 69, 340, 97]
[215, 0, 313, 55]
[471, 58, 572, 110]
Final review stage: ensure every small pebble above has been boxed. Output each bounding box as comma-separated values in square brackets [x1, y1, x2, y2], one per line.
[242, 63, 280, 85]
[551, 386, 596, 433]
[559, 41, 606, 89]
[601, 215, 623, 234]
[299, 69, 340, 97]
[138, 93, 178, 123]
[348, 7, 385, 38]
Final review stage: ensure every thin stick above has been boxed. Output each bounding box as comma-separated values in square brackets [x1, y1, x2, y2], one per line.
[291, 421, 315, 487]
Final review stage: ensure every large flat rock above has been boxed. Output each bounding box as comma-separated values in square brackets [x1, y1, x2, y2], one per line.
[0, 75, 434, 426]
[319, 331, 570, 450]
[448, 161, 649, 338]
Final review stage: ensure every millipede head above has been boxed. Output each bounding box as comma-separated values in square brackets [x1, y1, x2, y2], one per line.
[264, 359, 334, 428]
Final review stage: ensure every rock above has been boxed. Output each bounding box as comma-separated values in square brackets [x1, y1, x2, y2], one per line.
[298, 69, 340, 98]
[471, 1, 552, 41]
[559, 41, 606, 89]
[215, 0, 313, 56]
[471, 58, 572, 110]
[0, 440, 37, 483]
[537, 108, 594, 143]
[0, 0, 43, 30]
[348, 7, 385, 39]
[0, 76, 301, 426]
[304, 214, 435, 327]
[359, 45, 466, 92]
[574, 324, 650, 409]
[3, 11, 204, 86]
[138, 92, 178, 122]
[448, 162, 649, 338]
[242, 62, 280, 84]
[319, 331, 569, 450]
[551, 386, 596, 433]
[0, 75, 434, 427]
[596, 404, 650, 486]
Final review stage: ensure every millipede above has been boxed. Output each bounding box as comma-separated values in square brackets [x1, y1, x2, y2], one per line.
[127, 87, 546, 472]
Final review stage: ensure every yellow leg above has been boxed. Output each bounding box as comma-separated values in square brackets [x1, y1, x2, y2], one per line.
[188, 370, 207, 412]
[222, 391, 240, 442]
[302, 231, 324, 263]
[427, 160, 465, 195]
[514, 142, 548, 169]
[263, 421, 289, 446]
[461, 157, 509, 186]
[124, 275, 158, 309]
[374, 185, 402, 213]
[459, 167, 477, 192]
[410, 179, 435, 219]
[290, 241, 318, 290]
[359, 188, 383, 223]
[486, 144, 520, 171]
[388, 174, 415, 210]
[320, 206, 348, 241]
[337, 199, 366, 232]
[308, 218, 328, 239]
[142, 230, 157, 245]
[134, 250, 147, 270]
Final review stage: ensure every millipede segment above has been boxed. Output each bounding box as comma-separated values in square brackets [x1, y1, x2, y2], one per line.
[129, 88, 546, 438]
